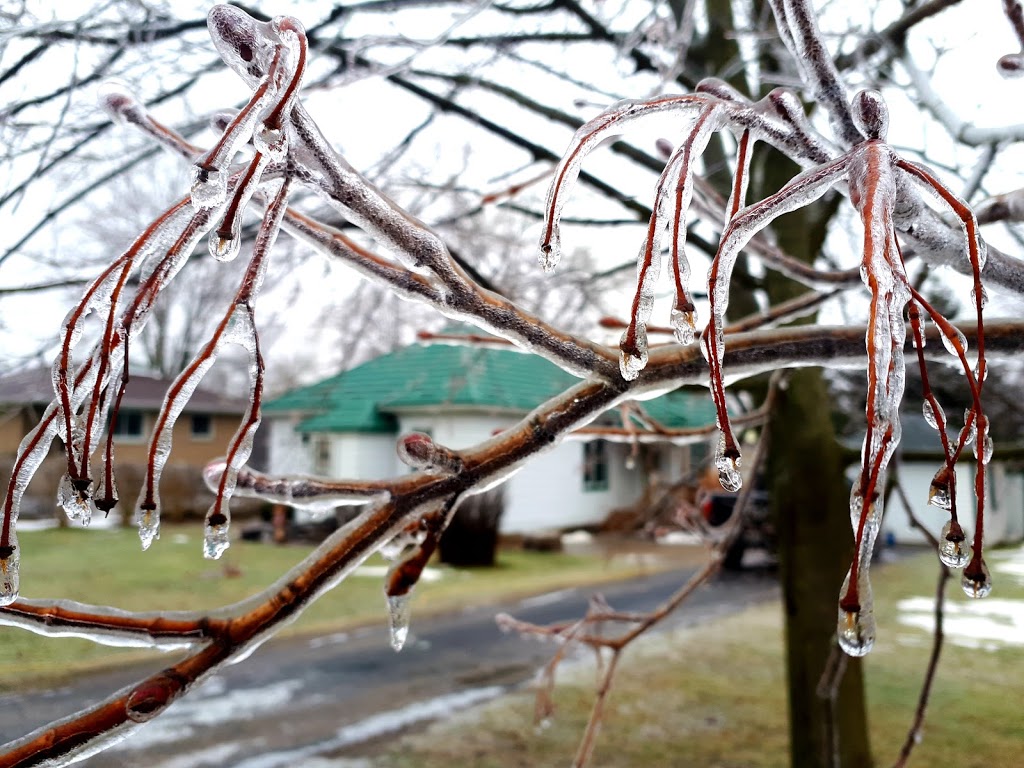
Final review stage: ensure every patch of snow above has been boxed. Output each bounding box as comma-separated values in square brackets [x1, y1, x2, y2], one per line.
[991, 547, 1024, 585]
[561, 530, 594, 545]
[898, 595, 1024, 649]
[230, 685, 506, 768]
[150, 741, 243, 768]
[352, 564, 443, 582]
[656, 531, 702, 546]
[518, 588, 577, 608]
[308, 631, 350, 649]
[110, 676, 305, 751]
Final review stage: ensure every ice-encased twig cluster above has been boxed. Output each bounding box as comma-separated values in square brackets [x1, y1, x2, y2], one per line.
[0, 0, 1013, 763]
[539, 71, 992, 656]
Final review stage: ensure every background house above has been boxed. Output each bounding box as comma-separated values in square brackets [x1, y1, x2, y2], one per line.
[263, 337, 718, 533]
[0, 368, 260, 522]
[846, 414, 1024, 547]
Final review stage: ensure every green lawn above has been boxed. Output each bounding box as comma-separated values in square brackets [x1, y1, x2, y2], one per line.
[376, 547, 1024, 767]
[0, 525, 679, 691]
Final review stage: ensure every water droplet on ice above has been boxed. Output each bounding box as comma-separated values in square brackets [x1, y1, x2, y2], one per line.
[922, 400, 943, 430]
[974, 433, 994, 465]
[386, 593, 411, 652]
[204, 523, 230, 560]
[619, 329, 648, 381]
[940, 328, 968, 359]
[928, 470, 952, 511]
[619, 348, 647, 381]
[253, 124, 287, 161]
[138, 508, 160, 551]
[715, 440, 742, 493]
[670, 308, 696, 345]
[961, 559, 992, 598]
[938, 520, 971, 568]
[190, 165, 227, 209]
[209, 234, 241, 262]
[538, 239, 561, 273]
[960, 410, 977, 446]
[837, 608, 875, 657]
[57, 473, 95, 525]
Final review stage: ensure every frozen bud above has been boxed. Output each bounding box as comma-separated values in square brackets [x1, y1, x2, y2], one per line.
[851, 90, 888, 141]
[655, 137, 674, 159]
[396, 432, 462, 474]
[98, 81, 144, 126]
[997, 53, 1024, 78]
[766, 88, 805, 125]
[695, 77, 746, 103]
[211, 111, 238, 134]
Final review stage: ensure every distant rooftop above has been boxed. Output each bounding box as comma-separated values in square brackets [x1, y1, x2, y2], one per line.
[0, 367, 250, 415]
[265, 334, 717, 434]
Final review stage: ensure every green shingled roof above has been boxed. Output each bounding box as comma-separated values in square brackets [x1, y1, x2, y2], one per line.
[265, 340, 716, 433]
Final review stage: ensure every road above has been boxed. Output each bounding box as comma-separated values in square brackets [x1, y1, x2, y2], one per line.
[0, 565, 777, 767]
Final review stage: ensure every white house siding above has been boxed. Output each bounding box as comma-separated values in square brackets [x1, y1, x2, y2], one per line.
[267, 409, 678, 534]
[882, 462, 1024, 547]
[501, 440, 649, 534]
[395, 412, 516, 455]
[267, 416, 311, 475]
[326, 433, 395, 479]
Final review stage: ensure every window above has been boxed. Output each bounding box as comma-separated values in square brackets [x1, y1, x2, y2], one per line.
[582, 440, 609, 492]
[110, 410, 145, 440]
[190, 414, 213, 439]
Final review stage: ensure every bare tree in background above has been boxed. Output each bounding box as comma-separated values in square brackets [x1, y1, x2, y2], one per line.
[2, 1, 1024, 767]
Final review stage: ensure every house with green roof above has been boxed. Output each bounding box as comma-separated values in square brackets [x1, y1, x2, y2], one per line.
[263, 337, 718, 533]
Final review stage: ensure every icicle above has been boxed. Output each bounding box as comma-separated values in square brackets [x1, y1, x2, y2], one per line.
[386, 592, 412, 652]
[938, 519, 971, 568]
[209, 234, 241, 262]
[618, 329, 648, 381]
[961, 558, 992, 598]
[714, 433, 742, 493]
[57, 473, 96, 526]
[0, 539, 19, 606]
[670, 308, 696, 345]
[137, 504, 161, 551]
[838, 490, 884, 656]
[204, 516, 230, 560]
[837, 567, 876, 657]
